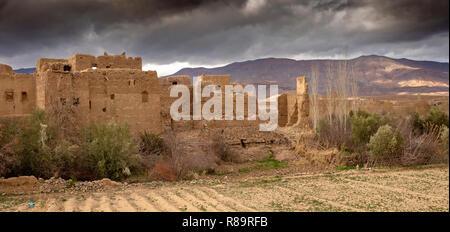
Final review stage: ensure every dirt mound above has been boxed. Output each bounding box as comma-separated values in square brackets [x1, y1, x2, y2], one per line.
[0, 176, 122, 194]
[0, 176, 39, 194]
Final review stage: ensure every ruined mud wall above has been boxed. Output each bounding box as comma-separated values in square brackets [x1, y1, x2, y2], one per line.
[295, 76, 309, 127]
[36, 67, 161, 134]
[87, 69, 161, 134]
[36, 58, 69, 73]
[159, 74, 261, 132]
[68, 53, 142, 72]
[159, 75, 191, 89]
[277, 92, 297, 127]
[1, 52, 310, 135]
[0, 64, 36, 116]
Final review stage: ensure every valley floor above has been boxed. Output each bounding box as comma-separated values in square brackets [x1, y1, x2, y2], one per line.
[1, 165, 448, 212]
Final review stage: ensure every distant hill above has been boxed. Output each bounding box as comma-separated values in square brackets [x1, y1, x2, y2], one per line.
[166, 55, 449, 96]
[13, 68, 36, 75]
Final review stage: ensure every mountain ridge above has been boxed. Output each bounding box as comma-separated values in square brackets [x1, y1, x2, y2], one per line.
[166, 55, 449, 96]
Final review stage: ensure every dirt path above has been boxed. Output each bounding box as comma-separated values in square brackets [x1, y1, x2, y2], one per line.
[1, 166, 448, 212]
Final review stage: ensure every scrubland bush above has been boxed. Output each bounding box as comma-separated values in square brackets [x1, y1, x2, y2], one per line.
[139, 131, 165, 156]
[402, 125, 444, 166]
[425, 106, 449, 128]
[0, 119, 21, 176]
[1, 114, 146, 180]
[139, 131, 165, 173]
[411, 106, 449, 134]
[0, 110, 79, 178]
[310, 105, 447, 168]
[151, 159, 176, 182]
[398, 107, 449, 165]
[1, 110, 214, 181]
[368, 125, 403, 164]
[14, 110, 58, 177]
[52, 141, 78, 178]
[410, 112, 425, 133]
[350, 110, 389, 146]
[82, 121, 141, 180]
[0, 110, 61, 178]
[163, 131, 191, 180]
[140, 130, 203, 181]
[441, 126, 449, 156]
[211, 133, 234, 162]
[315, 116, 351, 148]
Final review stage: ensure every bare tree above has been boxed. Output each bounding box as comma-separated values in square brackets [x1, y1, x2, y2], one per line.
[349, 61, 359, 112]
[337, 59, 348, 133]
[325, 61, 334, 127]
[310, 64, 319, 131]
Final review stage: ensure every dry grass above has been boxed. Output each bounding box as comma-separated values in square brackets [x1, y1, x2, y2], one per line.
[400, 122, 447, 166]
[151, 159, 176, 182]
[211, 132, 235, 162]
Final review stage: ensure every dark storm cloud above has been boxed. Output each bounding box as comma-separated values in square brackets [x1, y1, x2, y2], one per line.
[0, 0, 245, 55]
[0, 0, 448, 68]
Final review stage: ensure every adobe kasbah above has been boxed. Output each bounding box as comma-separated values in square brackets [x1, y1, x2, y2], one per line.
[0, 52, 310, 134]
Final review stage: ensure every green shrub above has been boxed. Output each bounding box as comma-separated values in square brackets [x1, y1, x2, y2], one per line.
[139, 131, 165, 173]
[11, 110, 60, 178]
[441, 126, 449, 156]
[52, 141, 78, 178]
[0, 110, 79, 178]
[410, 112, 425, 134]
[401, 125, 443, 166]
[316, 117, 351, 148]
[139, 131, 165, 156]
[425, 106, 449, 128]
[82, 121, 141, 180]
[0, 118, 21, 146]
[350, 110, 389, 146]
[0, 119, 22, 176]
[368, 125, 404, 164]
[411, 106, 449, 134]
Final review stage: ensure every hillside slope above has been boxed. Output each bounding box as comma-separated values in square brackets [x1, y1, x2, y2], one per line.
[167, 55, 449, 96]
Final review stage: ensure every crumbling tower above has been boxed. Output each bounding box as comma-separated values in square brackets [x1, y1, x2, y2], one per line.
[295, 76, 309, 127]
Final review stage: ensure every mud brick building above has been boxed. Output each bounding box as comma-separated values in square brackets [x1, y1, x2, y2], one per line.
[0, 52, 309, 134]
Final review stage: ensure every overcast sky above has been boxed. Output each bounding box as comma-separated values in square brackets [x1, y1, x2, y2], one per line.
[0, 0, 448, 75]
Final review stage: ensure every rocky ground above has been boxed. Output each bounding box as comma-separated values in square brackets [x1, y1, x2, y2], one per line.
[0, 165, 448, 212]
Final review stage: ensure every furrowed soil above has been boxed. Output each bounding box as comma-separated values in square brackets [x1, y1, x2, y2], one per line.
[1, 165, 448, 212]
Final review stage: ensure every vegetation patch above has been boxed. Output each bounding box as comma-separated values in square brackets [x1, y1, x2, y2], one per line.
[336, 165, 358, 170]
[238, 151, 288, 174]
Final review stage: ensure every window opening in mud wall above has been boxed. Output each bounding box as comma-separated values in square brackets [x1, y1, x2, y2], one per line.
[21, 92, 28, 102]
[5, 90, 14, 102]
[142, 91, 148, 103]
[73, 98, 80, 106]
